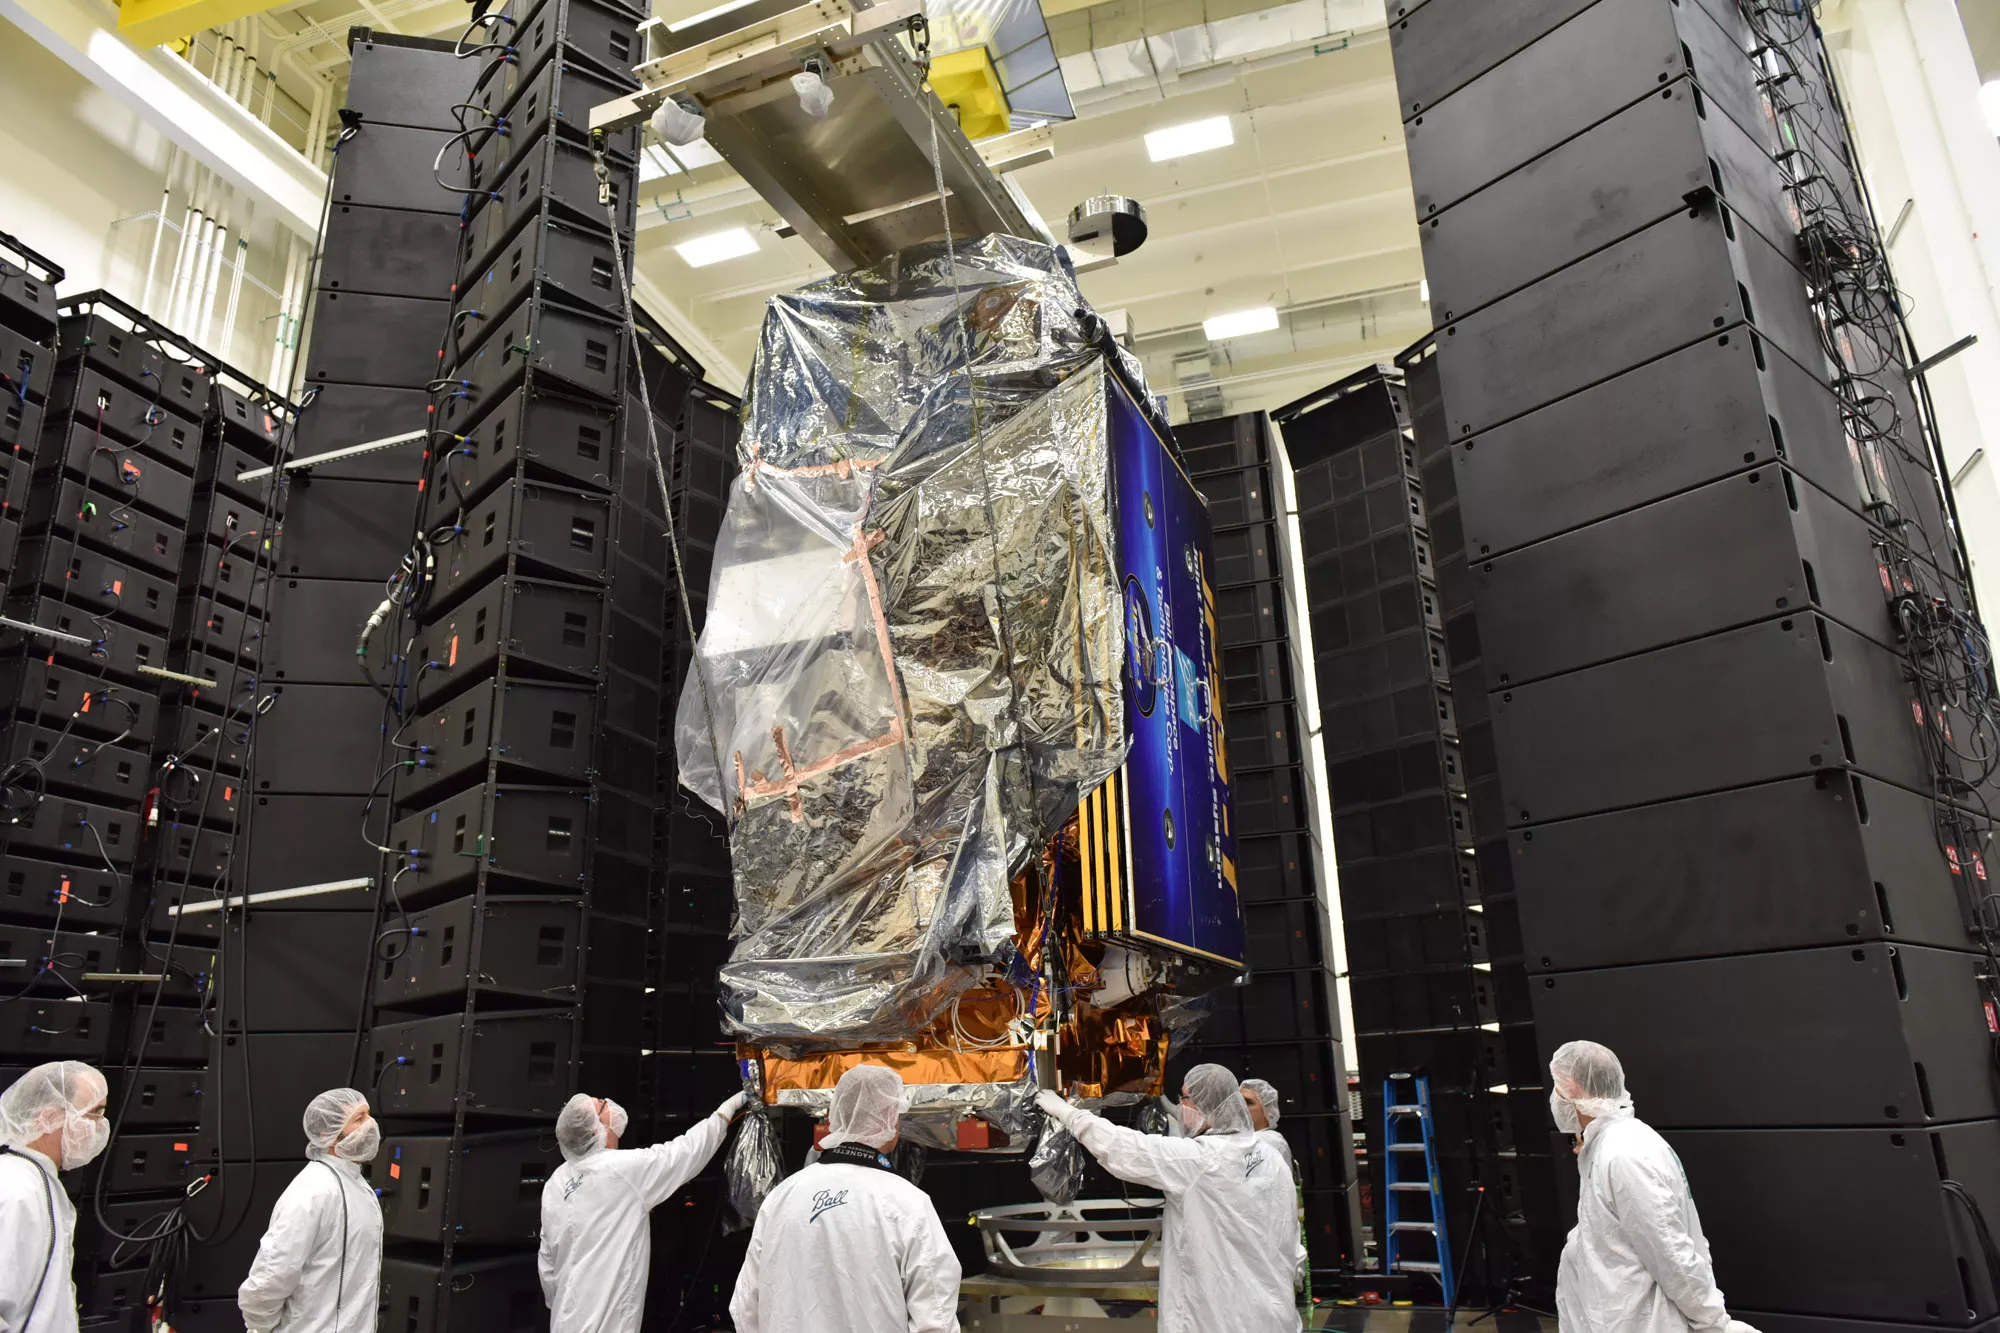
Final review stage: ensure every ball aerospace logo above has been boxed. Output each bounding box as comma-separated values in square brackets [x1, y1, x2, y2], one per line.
[810, 1189, 850, 1224]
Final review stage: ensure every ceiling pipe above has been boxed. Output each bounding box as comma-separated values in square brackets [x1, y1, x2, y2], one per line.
[198, 210, 229, 345]
[143, 143, 180, 315]
[1065, 25, 1388, 119]
[269, 237, 300, 387]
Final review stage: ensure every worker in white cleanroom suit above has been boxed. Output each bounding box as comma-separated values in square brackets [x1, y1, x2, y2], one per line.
[730, 1065, 962, 1333]
[1242, 1074, 1311, 1297]
[238, 1087, 384, 1333]
[539, 1090, 743, 1333]
[0, 1061, 110, 1333]
[1039, 1063, 1303, 1333]
[1240, 1076, 1294, 1171]
[1552, 1040, 1763, 1333]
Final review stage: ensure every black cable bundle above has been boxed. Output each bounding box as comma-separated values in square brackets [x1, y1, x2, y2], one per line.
[344, 17, 505, 1086]
[68, 176, 326, 1321]
[91, 383, 295, 1314]
[1738, 4, 2000, 1281]
[0, 359, 170, 1002]
[1739, 0, 2000, 1030]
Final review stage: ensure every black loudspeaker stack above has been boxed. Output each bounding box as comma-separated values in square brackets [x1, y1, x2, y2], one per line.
[132, 33, 482, 1333]
[1391, 0, 2000, 1323]
[349, 7, 662, 1327]
[111, 33, 490, 1333]
[1170, 411, 1363, 1276]
[1274, 366, 1548, 1287]
[0, 232, 294, 1331]
[628, 308, 744, 1330]
[0, 232, 58, 576]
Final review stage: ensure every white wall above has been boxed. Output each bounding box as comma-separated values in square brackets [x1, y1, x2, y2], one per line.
[1828, 0, 2000, 615]
[1, 34, 167, 295]
[0, 33, 302, 381]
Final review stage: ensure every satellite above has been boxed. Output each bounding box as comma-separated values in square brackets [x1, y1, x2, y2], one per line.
[590, 0, 1242, 1162]
[674, 236, 1243, 1153]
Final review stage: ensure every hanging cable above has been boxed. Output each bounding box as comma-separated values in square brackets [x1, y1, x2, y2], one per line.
[588, 134, 735, 831]
[1736, 0, 2000, 1034]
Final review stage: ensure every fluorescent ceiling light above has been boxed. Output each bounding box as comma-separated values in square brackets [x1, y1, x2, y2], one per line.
[1202, 306, 1278, 341]
[639, 146, 682, 182]
[1983, 80, 2000, 137]
[1145, 115, 1233, 162]
[1419, 278, 1430, 304]
[675, 227, 759, 267]
[669, 138, 725, 171]
[667, 0, 757, 31]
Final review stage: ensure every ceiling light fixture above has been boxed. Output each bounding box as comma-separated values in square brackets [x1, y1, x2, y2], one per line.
[1420, 278, 1430, 303]
[1145, 115, 1233, 162]
[667, 0, 757, 32]
[1983, 80, 2000, 138]
[669, 138, 725, 170]
[675, 227, 759, 267]
[639, 146, 683, 182]
[1202, 306, 1278, 341]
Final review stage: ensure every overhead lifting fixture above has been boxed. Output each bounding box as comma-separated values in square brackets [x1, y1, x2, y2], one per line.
[587, 0, 1070, 271]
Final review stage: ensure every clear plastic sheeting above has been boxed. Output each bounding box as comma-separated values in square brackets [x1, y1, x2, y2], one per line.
[773, 1073, 1042, 1153]
[725, 1108, 787, 1232]
[1158, 991, 1215, 1059]
[894, 1141, 929, 1187]
[678, 236, 1142, 1046]
[1029, 1116, 1085, 1205]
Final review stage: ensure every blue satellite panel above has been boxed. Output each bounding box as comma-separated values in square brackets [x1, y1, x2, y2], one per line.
[1106, 371, 1243, 967]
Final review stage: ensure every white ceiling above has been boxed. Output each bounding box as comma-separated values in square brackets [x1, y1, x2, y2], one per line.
[1960, 0, 2000, 81]
[250, 0, 1430, 416]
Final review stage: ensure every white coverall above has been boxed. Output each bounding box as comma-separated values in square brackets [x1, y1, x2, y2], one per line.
[1557, 1108, 1731, 1333]
[237, 1157, 384, 1333]
[1257, 1126, 1295, 1172]
[729, 1158, 962, 1333]
[0, 1144, 76, 1333]
[538, 1113, 727, 1333]
[1065, 1108, 1303, 1333]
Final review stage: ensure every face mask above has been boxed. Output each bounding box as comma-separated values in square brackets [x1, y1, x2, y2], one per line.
[1179, 1102, 1205, 1136]
[1549, 1088, 1581, 1135]
[337, 1118, 381, 1163]
[605, 1100, 629, 1140]
[62, 1112, 110, 1169]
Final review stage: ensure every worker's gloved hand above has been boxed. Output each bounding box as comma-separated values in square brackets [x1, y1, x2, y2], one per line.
[1036, 1088, 1078, 1129]
[714, 1091, 750, 1123]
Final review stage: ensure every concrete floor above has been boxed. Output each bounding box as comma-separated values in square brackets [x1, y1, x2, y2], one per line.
[958, 1294, 1558, 1331]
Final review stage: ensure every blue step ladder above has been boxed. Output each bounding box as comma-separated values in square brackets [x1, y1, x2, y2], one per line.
[1382, 1072, 1455, 1305]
